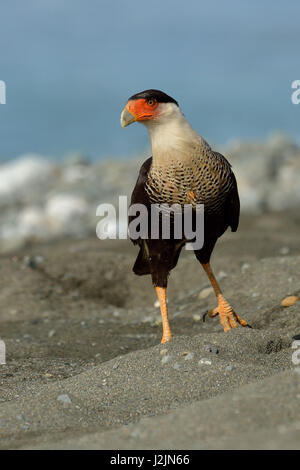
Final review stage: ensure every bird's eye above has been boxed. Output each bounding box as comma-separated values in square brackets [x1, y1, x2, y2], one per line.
[147, 99, 156, 106]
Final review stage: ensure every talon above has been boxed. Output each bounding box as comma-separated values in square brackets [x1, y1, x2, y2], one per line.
[234, 312, 252, 328]
[203, 307, 219, 323]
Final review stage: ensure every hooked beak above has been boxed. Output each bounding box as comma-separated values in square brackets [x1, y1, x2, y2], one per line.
[120, 105, 136, 128]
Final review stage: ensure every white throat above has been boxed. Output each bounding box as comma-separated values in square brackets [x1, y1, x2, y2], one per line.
[142, 103, 208, 166]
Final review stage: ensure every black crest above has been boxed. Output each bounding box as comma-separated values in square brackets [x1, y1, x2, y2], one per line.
[128, 89, 178, 106]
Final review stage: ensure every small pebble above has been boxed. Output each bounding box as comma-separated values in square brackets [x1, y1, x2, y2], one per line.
[160, 349, 168, 355]
[241, 263, 250, 272]
[113, 363, 119, 370]
[21, 424, 30, 430]
[48, 329, 56, 338]
[57, 394, 72, 404]
[279, 246, 290, 255]
[23, 255, 44, 269]
[193, 314, 201, 322]
[184, 352, 195, 361]
[281, 295, 300, 307]
[198, 287, 213, 299]
[161, 355, 172, 364]
[199, 358, 212, 365]
[173, 362, 181, 370]
[218, 271, 227, 280]
[225, 365, 235, 371]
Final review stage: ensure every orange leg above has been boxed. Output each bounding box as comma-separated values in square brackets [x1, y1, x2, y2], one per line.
[155, 287, 173, 343]
[202, 263, 251, 332]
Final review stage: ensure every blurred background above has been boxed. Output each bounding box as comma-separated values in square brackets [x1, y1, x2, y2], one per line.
[1, 0, 300, 159]
[0, 0, 300, 251]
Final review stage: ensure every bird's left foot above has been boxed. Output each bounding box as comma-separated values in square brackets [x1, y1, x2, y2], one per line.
[203, 301, 252, 332]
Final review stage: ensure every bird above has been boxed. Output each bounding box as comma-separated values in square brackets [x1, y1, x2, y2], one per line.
[120, 89, 251, 343]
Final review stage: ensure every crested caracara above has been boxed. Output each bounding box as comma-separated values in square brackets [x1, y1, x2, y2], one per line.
[121, 89, 251, 343]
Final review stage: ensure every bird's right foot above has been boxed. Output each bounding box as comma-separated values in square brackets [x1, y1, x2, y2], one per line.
[203, 300, 252, 332]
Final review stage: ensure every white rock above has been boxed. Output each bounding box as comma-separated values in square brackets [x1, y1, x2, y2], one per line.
[199, 287, 213, 299]
[199, 358, 212, 365]
[45, 194, 89, 234]
[17, 207, 47, 238]
[0, 155, 54, 203]
[63, 164, 90, 183]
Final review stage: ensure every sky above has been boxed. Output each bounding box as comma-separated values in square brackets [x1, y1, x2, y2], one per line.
[0, 0, 299, 160]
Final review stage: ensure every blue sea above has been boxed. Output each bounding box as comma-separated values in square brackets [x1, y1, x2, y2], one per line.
[0, 0, 299, 162]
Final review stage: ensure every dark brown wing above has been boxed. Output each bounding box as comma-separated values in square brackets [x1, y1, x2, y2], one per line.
[226, 171, 240, 232]
[129, 156, 152, 244]
[212, 151, 240, 233]
[130, 157, 152, 210]
[129, 157, 152, 275]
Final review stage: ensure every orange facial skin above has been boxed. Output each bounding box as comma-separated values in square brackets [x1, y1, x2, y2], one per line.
[126, 98, 160, 122]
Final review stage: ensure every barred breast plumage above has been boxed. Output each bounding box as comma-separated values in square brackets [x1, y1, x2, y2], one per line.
[144, 144, 235, 214]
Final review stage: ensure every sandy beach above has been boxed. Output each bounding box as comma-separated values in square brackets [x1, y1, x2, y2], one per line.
[0, 209, 299, 449]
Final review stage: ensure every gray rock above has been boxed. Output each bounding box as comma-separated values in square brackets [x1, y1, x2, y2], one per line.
[57, 394, 72, 404]
[161, 355, 172, 365]
[184, 352, 195, 361]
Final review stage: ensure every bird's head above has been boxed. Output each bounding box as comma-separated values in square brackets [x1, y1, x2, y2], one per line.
[120, 89, 179, 128]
